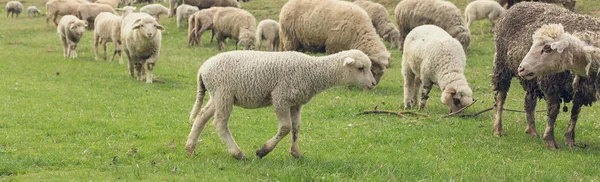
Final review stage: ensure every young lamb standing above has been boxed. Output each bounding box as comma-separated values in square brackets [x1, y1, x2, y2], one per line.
[212, 7, 256, 51]
[464, 0, 505, 32]
[394, 0, 471, 51]
[140, 4, 169, 21]
[121, 12, 165, 83]
[402, 25, 474, 113]
[46, 0, 89, 26]
[6, 1, 23, 18]
[492, 2, 600, 149]
[279, 0, 391, 83]
[185, 50, 377, 160]
[57, 15, 87, 58]
[187, 7, 221, 47]
[176, 4, 199, 28]
[27, 6, 41, 17]
[255, 19, 280, 51]
[353, 0, 400, 49]
[94, 12, 123, 63]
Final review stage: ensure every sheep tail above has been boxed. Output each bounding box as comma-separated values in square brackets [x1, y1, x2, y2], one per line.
[189, 72, 206, 121]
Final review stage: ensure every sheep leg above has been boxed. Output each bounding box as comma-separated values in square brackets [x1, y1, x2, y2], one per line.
[125, 51, 135, 77]
[60, 36, 68, 58]
[185, 99, 216, 156]
[134, 63, 143, 81]
[216, 33, 226, 51]
[112, 41, 122, 64]
[53, 13, 59, 26]
[102, 40, 108, 61]
[257, 104, 292, 159]
[524, 87, 539, 137]
[145, 62, 154, 84]
[543, 95, 561, 149]
[69, 44, 77, 58]
[290, 105, 302, 158]
[94, 35, 100, 61]
[196, 26, 210, 47]
[419, 81, 432, 110]
[565, 93, 583, 148]
[493, 91, 507, 136]
[210, 29, 215, 43]
[402, 65, 417, 109]
[213, 93, 244, 160]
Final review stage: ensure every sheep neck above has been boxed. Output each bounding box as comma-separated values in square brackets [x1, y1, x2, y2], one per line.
[438, 71, 468, 91]
[564, 34, 599, 77]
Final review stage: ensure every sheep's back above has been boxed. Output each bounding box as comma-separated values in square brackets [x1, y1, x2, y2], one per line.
[395, 0, 463, 32]
[213, 7, 255, 38]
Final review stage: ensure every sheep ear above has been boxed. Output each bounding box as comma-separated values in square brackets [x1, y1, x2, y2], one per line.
[343, 57, 355, 66]
[132, 19, 143, 29]
[550, 40, 569, 53]
[444, 88, 456, 95]
[155, 24, 165, 30]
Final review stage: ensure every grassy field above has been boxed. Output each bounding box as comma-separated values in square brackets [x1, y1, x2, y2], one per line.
[2, 0, 600, 180]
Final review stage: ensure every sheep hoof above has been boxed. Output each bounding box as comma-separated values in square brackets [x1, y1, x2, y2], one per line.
[525, 128, 539, 138]
[233, 152, 246, 160]
[493, 130, 504, 137]
[185, 144, 196, 156]
[290, 151, 302, 158]
[256, 148, 270, 159]
[546, 142, 558, 150]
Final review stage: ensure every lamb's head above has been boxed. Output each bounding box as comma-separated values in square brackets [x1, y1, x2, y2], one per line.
[117, 6, 136, 17]
[383, 26, 400, 49]
[69, 20, 88, 37]
[132, 17, 165, 39]
[518, 24, 600, 79]
[441, 85, 474, 113]
[238, 28, 255, 50]
[368, 51, 391, 84]
[448, 25, 471, 51]
[339, 50, 377, 90]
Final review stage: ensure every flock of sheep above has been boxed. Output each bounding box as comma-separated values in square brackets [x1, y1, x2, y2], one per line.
[6, 0, 600, 160]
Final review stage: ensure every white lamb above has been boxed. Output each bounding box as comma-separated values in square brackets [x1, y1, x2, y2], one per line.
[255, 19, 280, 51]
[212, 7, 256, 51]
[27, 6, 41, 17]
[77, 3, 118, 29]
[6, 1, 23, 18]
[185, 50, 377, 160]
[464, 0, 505, 32]
[176, 4, 199, 28]
[139, 4, 169, 21]
[121, 12, 165, 83]
[94, 12, 123, 63]
[116, 6, 136, 17]
[57, 15, 87, 58]
[402, 25, 474, 113]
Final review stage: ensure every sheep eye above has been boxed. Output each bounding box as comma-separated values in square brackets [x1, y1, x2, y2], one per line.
[358, 67, 365, 72]
[541, 45, 553, 54]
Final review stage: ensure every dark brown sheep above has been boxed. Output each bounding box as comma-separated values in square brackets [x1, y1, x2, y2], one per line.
[499, 0, 576, 11]
[492, 2, 600, 149]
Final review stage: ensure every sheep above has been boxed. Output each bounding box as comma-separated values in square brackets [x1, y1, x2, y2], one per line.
[255, 19, 280, 51]
[168, 0, 239, 18]
[464, 0, 505, 32]
[491, 2, 600, 149]
[394, 0, 471, 52]
[500, 0, 576, 11]
[6, 1, 23, 18]
[279, 0, 391, 83]
[176, 4, 199, 28]
[46, 0, 89, 26]
[93, 12, 123, 63]
[184, 49, 377, 160]
[353, 0, 400, 49]
[77, 3, 118, 29]
[57, 15, 87, 58]
[187, 7, 220, 47]
[121, 12, 165, 83]
[95, 0, 119, 8]
[402, 25, 474, 113]
[27, 6, 41, 17]
[212, 7, 255, 51]
[116, 6, 136, 17]
[140, 4, 169, 21]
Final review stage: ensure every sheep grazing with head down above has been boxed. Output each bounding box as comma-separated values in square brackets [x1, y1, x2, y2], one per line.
[394, 0, 470, 52]
[94, 12, 123, 63]
[46, 0, 89, 26]
[57, 15, 87, 58]
[176, 4, 199, 28]
[353, 0, 400, 49]
[279, 0, 391, 83]
[121, 13, 165, 83]
[185, 50, 377, 160]
[464, 0, 505, 32]
[492, 2, 600, 149]
[77, 3, 118, 29]
[402, 25, 474, 113]
[212, 7, 256, 51]
[6, 1, 23, 18]
[168, 0, 239, 18]
[255, 19, 280, 51]
[187, 7, 221, 47]
[140, 4, 169, 21]
[27, 6, 41, 18]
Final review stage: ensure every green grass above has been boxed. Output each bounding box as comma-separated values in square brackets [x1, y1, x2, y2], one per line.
[2, 0, 600, 180]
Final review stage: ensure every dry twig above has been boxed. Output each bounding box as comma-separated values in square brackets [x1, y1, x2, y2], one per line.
[441, 99, 479, 118]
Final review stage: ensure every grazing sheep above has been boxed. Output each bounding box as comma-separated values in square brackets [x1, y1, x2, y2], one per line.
[116, 6, 136, 17]
[27, 6, 41, 17]
[187, 7, 220, 47]
[57, 15, 87, 58]
[402, 25, 474, 113]
[140, 4, 169, 21]
[93, 12, 123, 63]
[500, 0, 576, 11]
[168, 0, 239, 18]
[492, 2, 600, 149]
[185, 50, 377, 160]
[279, 0, 391, 83]
[95, 0, 119, 8]
[464, 0, 505, 32]
[212, 7, 256, 51]
[46, 0, 89, 26]
[394, 0, 471, 51]
[77, 3, 118, 28]
[121, 12, 165, 83]
[6, 1, 23, 18]
[255, 19, 280, 51]
[353, 0, 400, 49]
[176, 4, 199, 27]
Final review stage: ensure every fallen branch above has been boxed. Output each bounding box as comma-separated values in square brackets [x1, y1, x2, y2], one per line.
[453, 107, 547, 118]
[356, 110, 428, 118]
[441, 99, 479, 118]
